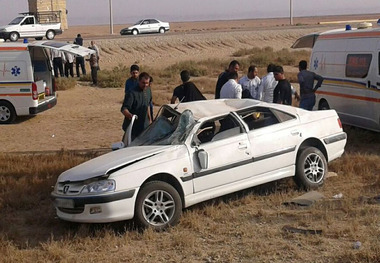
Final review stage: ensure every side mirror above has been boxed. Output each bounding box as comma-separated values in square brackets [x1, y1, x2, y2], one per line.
[197, 149, 208, 169]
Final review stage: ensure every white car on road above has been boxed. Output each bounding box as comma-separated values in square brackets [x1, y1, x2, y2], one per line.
[52, 99, 346, 230]
[120, 19, 170, 35]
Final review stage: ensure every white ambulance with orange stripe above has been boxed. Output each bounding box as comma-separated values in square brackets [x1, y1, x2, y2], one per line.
[292, 22, 380, 132]
[0, 41, 94, 124]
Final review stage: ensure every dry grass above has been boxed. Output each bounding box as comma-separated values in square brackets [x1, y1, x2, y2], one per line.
[0, 129, 379, 262]
[55, 77, 77, 91]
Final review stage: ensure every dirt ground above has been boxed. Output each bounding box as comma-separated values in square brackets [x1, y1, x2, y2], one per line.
[1, 14, 379, 153]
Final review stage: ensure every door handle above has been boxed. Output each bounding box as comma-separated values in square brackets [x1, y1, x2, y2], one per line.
[291, 130, 300, 136]
[238, 142, 247, 149]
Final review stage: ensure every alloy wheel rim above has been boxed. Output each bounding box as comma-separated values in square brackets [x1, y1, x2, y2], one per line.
[304, 153, 325, 183]
[142, 190, 175, 226]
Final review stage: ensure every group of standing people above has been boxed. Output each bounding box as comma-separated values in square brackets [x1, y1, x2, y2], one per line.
[120, 59, 323, 141]
[215, 60, 323, 110]
[51, 33, 101, 86]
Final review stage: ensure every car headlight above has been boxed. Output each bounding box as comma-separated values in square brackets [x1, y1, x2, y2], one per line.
[81, 179, 116, 194]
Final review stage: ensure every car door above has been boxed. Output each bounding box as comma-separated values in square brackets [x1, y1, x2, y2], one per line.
[239, 106, 301, 177]
[18, 17, 36, 38]
[139, 20, 150, 33]
[191, 113, 253, 193]
[149, 19, 160, 33]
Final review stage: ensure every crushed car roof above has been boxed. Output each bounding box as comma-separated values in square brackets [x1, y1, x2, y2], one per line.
[168, 99, 262, 119]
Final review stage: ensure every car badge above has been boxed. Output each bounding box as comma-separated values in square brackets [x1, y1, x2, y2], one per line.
[63, 185, 70, 194]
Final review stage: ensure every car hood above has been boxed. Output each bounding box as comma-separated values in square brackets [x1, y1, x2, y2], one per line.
[58, 145, 173, 182]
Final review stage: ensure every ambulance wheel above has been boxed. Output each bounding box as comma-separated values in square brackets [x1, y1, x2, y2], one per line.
[319, 100, 330, 110]
[0, 101, 16, 124]
[9, 32, 19, 42]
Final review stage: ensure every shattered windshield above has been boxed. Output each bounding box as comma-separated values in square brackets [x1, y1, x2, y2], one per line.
[130, 108, 196, 146]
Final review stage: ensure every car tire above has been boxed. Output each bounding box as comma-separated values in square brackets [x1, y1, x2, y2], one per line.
[132, 29, 138, 35]
[135, 181, 182, 230]
[9, 32, 19, 42]
[319, 100, 330, 110]
[159, 27, 165, 34]
[46, 30, 55, 40]
[35, 37, 43, 40]
[0, 101, 16, 124]
[294, 147, 327, 190]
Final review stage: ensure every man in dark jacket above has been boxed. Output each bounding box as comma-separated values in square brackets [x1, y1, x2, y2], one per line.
[121, 72, 152, 140]
[273, 65, 292, 105]
[171, 70, 206, 103]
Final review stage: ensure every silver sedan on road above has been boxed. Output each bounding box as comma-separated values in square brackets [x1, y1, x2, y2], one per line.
[120, 19, 170, 35]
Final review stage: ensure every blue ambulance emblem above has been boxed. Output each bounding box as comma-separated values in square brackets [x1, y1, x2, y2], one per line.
[11, 66, 21, 76]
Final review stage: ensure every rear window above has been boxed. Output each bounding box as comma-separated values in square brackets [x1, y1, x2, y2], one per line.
[345, 54, 372, 78]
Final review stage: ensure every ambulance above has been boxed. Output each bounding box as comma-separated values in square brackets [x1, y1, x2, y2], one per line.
[0, 41, 94, 124]
[292, 21, 380, 132]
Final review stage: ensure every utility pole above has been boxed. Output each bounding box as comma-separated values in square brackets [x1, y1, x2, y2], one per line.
[109, 0, 114, 34]
[290, 0, 293, 25]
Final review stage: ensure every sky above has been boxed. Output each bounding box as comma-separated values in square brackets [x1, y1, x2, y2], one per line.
[0, 0, 379, 26]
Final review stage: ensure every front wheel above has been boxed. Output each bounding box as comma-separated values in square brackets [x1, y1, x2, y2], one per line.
[132, 29, 138, 35]
[46, 30, 55, 40]
[0, 101, 16, 124]
[135, 181, 182, 230]
[294, 147, 327, 190]
[9, 32, 19, 42]
[159, 27, 165, 34]
[319, 100, 330, 110]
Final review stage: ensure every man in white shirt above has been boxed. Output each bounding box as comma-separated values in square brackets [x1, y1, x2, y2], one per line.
[64, 52, 75, 78]
[220, 72, 242, 99]
[51, 49, 65, 77]
[239, 65, 261, 99]
[257, 63, 277, 103]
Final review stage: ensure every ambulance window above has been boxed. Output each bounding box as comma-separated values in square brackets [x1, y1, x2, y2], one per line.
[346, 54, 372, 78]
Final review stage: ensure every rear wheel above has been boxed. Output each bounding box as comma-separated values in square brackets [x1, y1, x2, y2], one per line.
[0, 101, 16, 124]
[9, 32, 19, 42]
[135, 181, 182, 231]
[159, 27, 165, 34]
[294, 147, 327, 190]
[319, 100, 330, 110]
[132, 29, 138, 35]
[46, 30, 55, 40]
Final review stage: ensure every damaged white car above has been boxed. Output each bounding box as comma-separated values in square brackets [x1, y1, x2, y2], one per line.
[51, 99, 347, 230]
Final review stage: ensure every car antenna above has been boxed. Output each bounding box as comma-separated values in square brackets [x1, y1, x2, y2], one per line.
[174, 96, 185, 110]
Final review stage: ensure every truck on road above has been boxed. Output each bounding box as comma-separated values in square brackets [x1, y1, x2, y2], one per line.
[0, 12, 63, 42]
